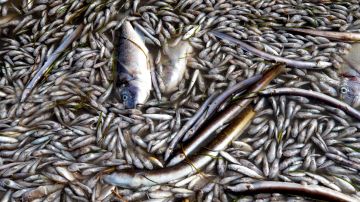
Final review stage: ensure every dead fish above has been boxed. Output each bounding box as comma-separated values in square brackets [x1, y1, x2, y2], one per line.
[338, 43, 360, 108]
[210, 31, 331, 69]
[116, 21, 152, 109]
[21, 24, 84, 102]
[280, 27, 360, 42]
[160, 40, 193, 94]
[103, 105, 256, 188]
[339, 79, 360, 108]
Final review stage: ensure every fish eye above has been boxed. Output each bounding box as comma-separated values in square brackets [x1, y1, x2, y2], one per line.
[122, 94, 128, 101]
[340, 87, 348, 94]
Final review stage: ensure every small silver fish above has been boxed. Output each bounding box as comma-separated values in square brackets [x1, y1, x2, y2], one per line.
[160, 40, 193, 94]
[116, 21, 151, 108]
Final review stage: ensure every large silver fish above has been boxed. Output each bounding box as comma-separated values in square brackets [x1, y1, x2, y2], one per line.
[339, 79, 360, 108]
[116, 21, 151, 108]
[339, 43, 360, 108]
[160, 40, 193, 94]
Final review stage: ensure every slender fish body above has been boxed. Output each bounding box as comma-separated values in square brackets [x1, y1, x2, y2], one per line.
[20, 24, 84, 102]
[210, 31, 331, 69]
[260, 88, 360, 120]
[164, 74, 262, 162]
[103, 105, 256, 188]
[227, 181, 357, 202]
[281, 27, 360, 41]
[116, 21, 151, 108]
[167, 64, 285, 166]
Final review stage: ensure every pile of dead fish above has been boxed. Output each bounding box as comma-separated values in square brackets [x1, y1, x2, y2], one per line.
[1, 0, 360, 201]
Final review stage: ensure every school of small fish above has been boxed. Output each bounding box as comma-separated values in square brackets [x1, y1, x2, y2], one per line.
[1, 0, 360, 201]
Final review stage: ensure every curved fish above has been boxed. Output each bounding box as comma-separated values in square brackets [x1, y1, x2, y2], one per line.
[103, 105, 256, 188]
[116, 21, 151, 108]
[160, 40, 193, 94]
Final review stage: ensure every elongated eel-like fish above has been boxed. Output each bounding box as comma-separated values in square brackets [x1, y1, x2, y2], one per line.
[210, 31, 331, 69]
[116, 21, 151, 108]
[103, 104, 256, 188]
[20, 24, 84, 102]
[167, 64, 285, 166]
[227, 181, 358, 202]
[281, 27, 360, 41]
[260, 87, 360, 120]
[164, 74, 262, 161]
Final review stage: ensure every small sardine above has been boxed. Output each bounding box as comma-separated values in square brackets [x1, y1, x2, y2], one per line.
[116, 21, 152, 108]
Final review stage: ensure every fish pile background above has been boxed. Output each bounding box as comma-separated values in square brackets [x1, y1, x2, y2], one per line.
[1, 0, 360, 201]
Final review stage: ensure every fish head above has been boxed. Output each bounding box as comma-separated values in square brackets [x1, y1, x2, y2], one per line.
[119, 85, 139, 109]
[338, 43, 360, 108]
[339, 79, 360, 108]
